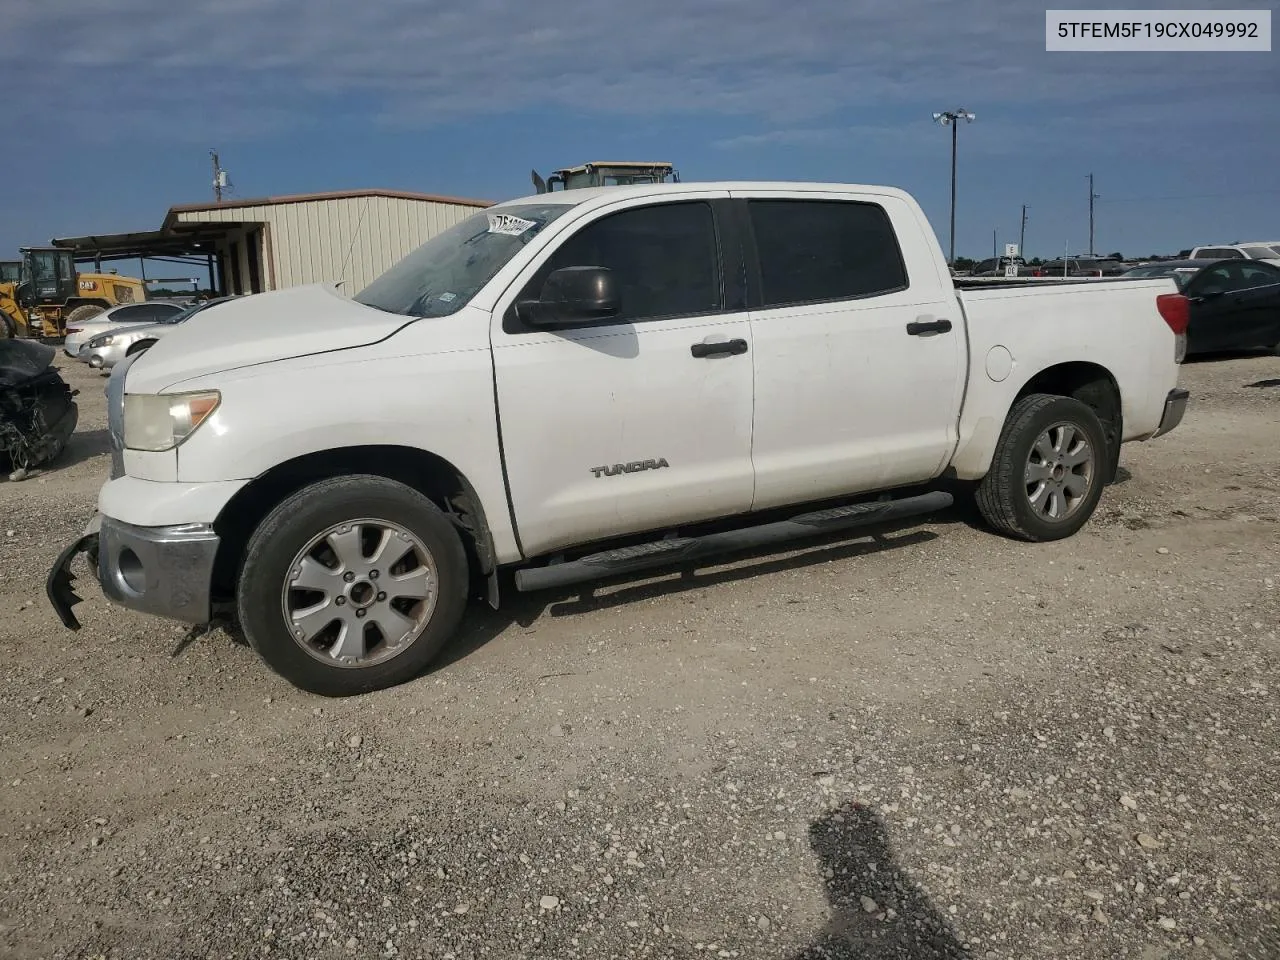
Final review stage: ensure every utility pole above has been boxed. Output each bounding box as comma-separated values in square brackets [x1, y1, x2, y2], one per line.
[1088, 173, 1099, 256]
[993, 228, 998, 258]
[211, 149, 227, 203]
[933, 108, 976, 266]
[1019, 204, 1028, 258]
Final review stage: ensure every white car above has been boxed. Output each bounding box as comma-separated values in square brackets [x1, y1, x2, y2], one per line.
[1238, 241, 1280, 259]
[1188, 244, 1280, 266]
[47, 179, 1189, 697]
[63, 301, 186, 358]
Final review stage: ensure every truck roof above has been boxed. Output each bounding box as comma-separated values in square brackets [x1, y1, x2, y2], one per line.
[496, 180, 917, 209]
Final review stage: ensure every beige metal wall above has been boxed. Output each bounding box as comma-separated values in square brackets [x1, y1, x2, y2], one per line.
[176, 195, 482, 294]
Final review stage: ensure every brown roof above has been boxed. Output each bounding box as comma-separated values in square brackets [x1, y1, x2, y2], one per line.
[166, 188, 493, 220]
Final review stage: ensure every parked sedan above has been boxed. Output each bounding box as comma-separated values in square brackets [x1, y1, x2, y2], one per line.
[1119, 259, 1215, 285]
[80, 296, 236, 369]
[1031, 256, 1129, 278]
[63, 301, 186, 357]
[1168, 260, 1280, 355]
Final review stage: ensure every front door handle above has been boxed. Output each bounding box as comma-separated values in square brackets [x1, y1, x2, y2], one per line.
[906, 317, 953, 336]
[691, 338, 749, 358]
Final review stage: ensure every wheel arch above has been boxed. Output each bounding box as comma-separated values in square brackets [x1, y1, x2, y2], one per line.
[1011, 361, 1123, 482]
[948, 360, 1124, 483]
[210, 445, 497, 603]
[125, 338, 157, 356]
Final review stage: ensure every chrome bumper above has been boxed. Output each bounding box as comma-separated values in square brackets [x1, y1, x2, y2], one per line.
[1152, 387, 1190, 438]
[46, 513, 220, 630]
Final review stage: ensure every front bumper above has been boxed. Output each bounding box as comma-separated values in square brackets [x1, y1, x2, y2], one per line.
[46, 513, 221, 630]
[1152, 387, 1190, 438]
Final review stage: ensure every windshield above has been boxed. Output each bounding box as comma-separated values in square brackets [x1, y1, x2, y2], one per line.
[354, 204, 572, 318]
[28, 251, 57, 281]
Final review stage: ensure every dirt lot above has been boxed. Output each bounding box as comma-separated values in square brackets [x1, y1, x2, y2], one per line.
[1, 352, 1277, 960]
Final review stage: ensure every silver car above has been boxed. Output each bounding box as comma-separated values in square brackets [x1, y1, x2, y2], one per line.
[80, 297, 236, 369]
[63, 300, 187, 358]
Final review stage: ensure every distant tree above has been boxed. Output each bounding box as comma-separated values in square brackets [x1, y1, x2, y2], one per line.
[953, 257, 976, 271]
[1029, 257, 1044, 266]
[1108, 251, 1123, 260]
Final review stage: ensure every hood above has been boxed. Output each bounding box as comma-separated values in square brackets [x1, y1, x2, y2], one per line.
[0, 339, 56, 388]
[123, 283, 414, 393]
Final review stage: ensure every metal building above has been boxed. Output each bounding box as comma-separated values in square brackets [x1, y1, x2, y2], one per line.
[52, 188, 493, 297]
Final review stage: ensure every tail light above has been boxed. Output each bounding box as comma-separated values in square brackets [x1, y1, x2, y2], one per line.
[1157, 292, 1190, 363]
[66, 327, 81, 334]
[1156, 293, 1190, 335]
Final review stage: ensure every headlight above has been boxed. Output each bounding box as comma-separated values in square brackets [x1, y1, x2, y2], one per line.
[88, 335, 114, 348]
[123, 391, 221, 451]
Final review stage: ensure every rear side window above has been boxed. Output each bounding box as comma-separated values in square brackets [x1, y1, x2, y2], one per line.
[1197, 248, 1242, 259]
[747, 199, 908, 308]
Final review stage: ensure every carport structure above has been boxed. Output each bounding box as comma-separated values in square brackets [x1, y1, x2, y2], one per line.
[52, 189, 492, 296]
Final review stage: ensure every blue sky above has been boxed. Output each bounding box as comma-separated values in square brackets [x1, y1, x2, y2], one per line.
[3, 0, 1277, 281]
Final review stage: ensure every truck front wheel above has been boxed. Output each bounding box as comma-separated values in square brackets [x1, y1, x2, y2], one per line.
[236, 475, 470, 696]
[975, 393, 1108, 542]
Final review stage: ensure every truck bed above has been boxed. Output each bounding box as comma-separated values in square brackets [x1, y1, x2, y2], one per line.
[953, 276, 1128, 290]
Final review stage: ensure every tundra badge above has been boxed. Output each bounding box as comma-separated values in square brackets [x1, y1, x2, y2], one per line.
[590, 458, 670, 478]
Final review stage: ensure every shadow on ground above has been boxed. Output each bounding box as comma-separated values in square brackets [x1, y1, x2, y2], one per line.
[432, 518, 942, 672]
[790, 802, 970, 960]
[51, 427, 111, 471]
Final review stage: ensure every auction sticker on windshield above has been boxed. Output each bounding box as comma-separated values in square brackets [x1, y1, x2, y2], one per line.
[487, 214, 538, 236]
[1046, 9, 1270, 50]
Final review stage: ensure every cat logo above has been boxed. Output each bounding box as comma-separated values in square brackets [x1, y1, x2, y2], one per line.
[590, 458, 670, 478]
[78, 279, 98, 291]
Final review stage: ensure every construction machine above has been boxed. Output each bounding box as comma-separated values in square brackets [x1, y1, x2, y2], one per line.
[531, 160, 679, 194]
[0, 247, 148, 340]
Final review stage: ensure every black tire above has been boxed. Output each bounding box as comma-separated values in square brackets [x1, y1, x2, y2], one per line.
[64, 304, 105, 327]
[236, 474, 470, 696]
[975, 393, 1108, 543]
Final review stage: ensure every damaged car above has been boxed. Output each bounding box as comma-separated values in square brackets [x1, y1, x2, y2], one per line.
[0, 340, 79, 480]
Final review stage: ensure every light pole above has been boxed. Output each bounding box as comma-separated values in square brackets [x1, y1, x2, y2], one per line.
[933, 108, 975, 266]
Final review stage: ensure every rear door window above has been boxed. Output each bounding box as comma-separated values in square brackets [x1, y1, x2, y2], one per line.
[746, 199, 908, 308]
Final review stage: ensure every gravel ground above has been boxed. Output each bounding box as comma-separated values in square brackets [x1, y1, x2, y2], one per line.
[1, 351, 1278, 960]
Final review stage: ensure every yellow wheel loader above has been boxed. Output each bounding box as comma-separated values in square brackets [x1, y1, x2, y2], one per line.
[0, 248, 148, 340]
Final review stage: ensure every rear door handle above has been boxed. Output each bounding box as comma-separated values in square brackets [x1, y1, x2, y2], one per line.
[906, 317, 953, 336]
[691, 338, 749, 358]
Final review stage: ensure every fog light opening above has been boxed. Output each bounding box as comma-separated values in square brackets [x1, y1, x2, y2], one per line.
[118, 548, 145, 595]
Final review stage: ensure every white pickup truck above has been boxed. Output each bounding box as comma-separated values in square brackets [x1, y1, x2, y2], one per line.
[46, 181, 1191, 696]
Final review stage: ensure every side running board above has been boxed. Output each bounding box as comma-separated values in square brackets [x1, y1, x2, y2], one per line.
[512, 489, 953, 593]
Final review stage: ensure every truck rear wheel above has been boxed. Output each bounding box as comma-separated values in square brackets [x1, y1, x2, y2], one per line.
[236, 475, 470, 696]
[975, 393, 1108, 542]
